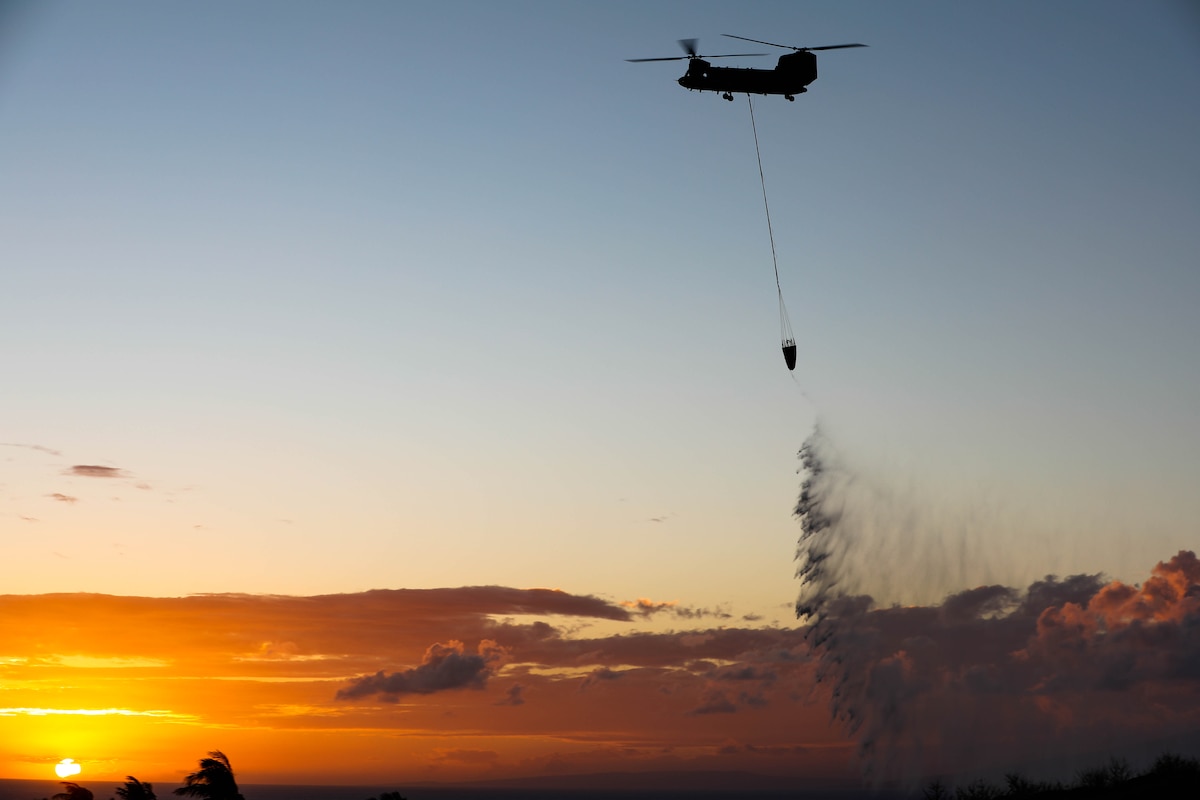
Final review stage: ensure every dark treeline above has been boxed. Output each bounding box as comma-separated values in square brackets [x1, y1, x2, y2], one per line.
[924, 752, 1200, 799]
[38, 749, 1200, 800]
[40, 753, 406, 800]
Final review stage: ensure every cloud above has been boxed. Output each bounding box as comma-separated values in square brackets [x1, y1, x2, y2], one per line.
[0, 707, 191, 719]
[713, 741, 813, 759]
[579, 666, 623, 692]
[0, 586, 642, 664]
[66, 465, 128, 478]
[1018, 551, 1200, 689]
[690, 688, 737, 715]
[712, 665, 776, 683]
[495, 684, 525, 706]
[47, 493, 78, 504]
[620, 597, 733, 620]
[622, 598, 677, 615]
[336, 640, 507, 701]
[521, 626, 808, 669]
[433, 748, 499, 764]
[1, 443, 61, 456]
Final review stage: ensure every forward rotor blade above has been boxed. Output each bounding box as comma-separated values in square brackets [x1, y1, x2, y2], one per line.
[626, 52, 765, 63]
[678, 38, 698, 57]
[722, 33, 790, 49]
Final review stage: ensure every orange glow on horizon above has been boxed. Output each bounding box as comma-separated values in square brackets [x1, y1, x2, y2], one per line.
[0, 587, 837, 785]
[3, 556, 1190, 786]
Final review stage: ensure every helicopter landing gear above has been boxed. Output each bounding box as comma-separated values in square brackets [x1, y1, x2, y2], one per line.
[722, 92, 734, 101]
[784, 94, 795, 101]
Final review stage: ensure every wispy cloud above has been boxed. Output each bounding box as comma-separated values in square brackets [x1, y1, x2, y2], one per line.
[47, 493, 78, 504]
[620, 597, 732, 620]
[0, 707, 191, 719]
[0, 443, 62, 456]
[433, 748, 499, 764]
[47, 655, 169, 669]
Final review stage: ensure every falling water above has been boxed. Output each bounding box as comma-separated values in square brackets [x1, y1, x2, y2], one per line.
[791, 426, 1200, 785]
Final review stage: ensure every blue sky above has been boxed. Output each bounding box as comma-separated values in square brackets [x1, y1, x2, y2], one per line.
[1, 0, 1197, 613]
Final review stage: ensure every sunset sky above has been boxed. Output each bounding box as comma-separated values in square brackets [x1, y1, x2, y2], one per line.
[2, 0, 1198, 790]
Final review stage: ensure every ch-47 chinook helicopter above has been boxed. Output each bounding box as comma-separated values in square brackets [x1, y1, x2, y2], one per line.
[628, 34, 866, 101]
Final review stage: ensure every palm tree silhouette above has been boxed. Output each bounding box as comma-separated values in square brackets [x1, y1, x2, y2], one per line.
[52, 783, 93, 800]
[114, 777, 156, 800]
[173, 751, 244, 800]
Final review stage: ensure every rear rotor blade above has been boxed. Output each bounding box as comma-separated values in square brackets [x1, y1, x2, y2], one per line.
[723, 33, 867, 52]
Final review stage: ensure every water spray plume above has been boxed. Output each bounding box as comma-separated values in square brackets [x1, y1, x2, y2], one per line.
[792, 427, 1200, 784]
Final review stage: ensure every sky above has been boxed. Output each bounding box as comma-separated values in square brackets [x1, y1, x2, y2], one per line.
[1, 0, 1198, 791]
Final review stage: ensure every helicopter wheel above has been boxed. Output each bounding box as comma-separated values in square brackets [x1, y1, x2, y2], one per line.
[785, 94, 795, 101]
[722, 92, 733, 101]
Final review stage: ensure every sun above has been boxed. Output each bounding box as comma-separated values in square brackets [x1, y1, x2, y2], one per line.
[55, 759, 82, 779]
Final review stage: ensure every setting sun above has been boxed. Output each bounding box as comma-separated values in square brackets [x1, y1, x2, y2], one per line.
[54, 759, 82, 779]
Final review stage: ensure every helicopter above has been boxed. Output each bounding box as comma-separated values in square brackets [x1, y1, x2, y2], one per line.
[628, 34, 866, 101]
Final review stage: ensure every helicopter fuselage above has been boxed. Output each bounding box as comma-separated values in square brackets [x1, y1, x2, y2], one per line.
[678, 51, 817, 99]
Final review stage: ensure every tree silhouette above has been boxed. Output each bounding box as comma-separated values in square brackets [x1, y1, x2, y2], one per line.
[52, 783, 93, 800]
[173, 751, 244, 800]
[114, 777, 156, 800]
[921, 779, 950, 800]
[920, 750, 1200, 798]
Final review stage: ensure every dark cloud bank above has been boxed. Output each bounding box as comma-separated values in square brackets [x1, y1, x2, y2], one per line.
[337, 640, 508, 701]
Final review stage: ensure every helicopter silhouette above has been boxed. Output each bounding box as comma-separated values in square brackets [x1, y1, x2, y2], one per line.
[628, 34, 866, 101]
